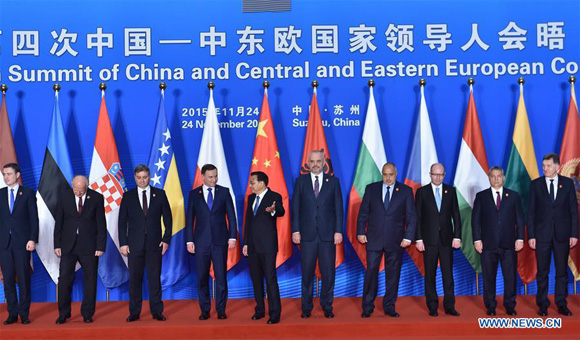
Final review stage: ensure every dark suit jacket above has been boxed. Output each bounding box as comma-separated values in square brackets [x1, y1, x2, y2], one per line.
[528, 175, 579, 243]
[0, 186, 39, 250]
[415, 184, 461, 246]
[244, 189, 285, 254]
[185, 185, 237, 247]
[54, 188, 107, 255]
[291, 173, 343, 242]
[357, 181, 417, 251]
[472, 187, 524, 250]
[118, 187, 172, 252]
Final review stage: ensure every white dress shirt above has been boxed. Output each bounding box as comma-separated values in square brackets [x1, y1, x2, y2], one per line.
[545, 175, 558, 199]
[137, 186, 151, 209]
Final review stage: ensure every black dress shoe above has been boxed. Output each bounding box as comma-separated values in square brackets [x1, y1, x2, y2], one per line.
[83, 317, 93, 323]
[126, 315, 140, 322]
[55, 316, 68, 324]
[429, 310, 438, 317]
[445, 309, 460, 316]
[152, 313, 166, 321]
[217, 311, 227, 320]
[506, 309, 517, 316]
[300, 311, 311, 318]
[3, 316, 18, 325]
[361, 311, 372, 318]
[21, 317, 30, 324]
[251, 313, 265, 320]
[385, 310, 400, 318]
[323, 310, 334, 318]
[486, 309, 496, 316]
[199, 311, 210, 320]
[267, 318, 279, 324]
[537, 309, 548, 316]
[557, 306, 572, 316]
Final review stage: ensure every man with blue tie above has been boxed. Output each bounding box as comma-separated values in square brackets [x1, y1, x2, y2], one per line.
[472, 166, 524, 316]
[528, 153, 578, 316]
[357, 162, 416, 318]
[186, 164, 237, 321]
[0, 163, 39, 325]
[292, 150, 343, 319]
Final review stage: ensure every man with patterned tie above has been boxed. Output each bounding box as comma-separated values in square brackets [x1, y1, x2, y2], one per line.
[54, 175, 106, 324]
[186, 164, 237, 320]
[528, 153, 578, 316]
[292, 150, 343, 319]
[243, 171, 285, 324]
[472, 166, 524, 316]
[119, 164, 172, 322]
[0, 163, 38, 325]
[357, 162, 416, 318]
[415, 163, 462, 317]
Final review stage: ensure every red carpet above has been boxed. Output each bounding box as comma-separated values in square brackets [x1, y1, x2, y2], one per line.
[1, 295, 578, 339]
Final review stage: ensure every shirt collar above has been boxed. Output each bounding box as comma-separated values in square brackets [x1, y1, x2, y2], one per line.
[138, 185, 151, 193]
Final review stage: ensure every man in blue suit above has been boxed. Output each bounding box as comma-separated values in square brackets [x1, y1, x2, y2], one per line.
[186, 164, 237, 321]
[528, 153, 578, 317]
[357, 162, 416, 318]
[472, 166, 524, 316]
[292, 150, 343, 319]
[0, 163, 38, 325]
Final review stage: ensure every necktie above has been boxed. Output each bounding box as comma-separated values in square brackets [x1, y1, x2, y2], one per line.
[253, 195, 260, 216]
[142, 190, 148, 216]
[207, 188, 213, 210]
[496, 191, 501, 210]
[9, 188, 14, 214]
[314, 176, 320, 197]
[384, 186, 390, 211]
[78, 196, 83, 216]
[549, 179, 555, 203]
[435, 187, 441, 212]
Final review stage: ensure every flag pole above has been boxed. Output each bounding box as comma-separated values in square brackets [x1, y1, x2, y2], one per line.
[212, 278, 216, 300]
[475, 273, 479, 296]
[53, 82, 61, 305]
[1, 84, 6, 94]
[106, 290, 110, 302]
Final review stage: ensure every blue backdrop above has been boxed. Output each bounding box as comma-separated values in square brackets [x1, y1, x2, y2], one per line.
[0, 0, 579, 304]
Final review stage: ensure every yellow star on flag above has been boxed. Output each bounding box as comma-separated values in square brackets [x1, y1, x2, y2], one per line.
[257, 119, 269, 138]
[263, 159, 271, 168]
[275, 151, 280, 158]
[252, 158, 258, 165]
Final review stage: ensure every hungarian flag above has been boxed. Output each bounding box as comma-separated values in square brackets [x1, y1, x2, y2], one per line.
[299, 88, 344, 275]
[559, 80, 580, 281]
[0, 88, 23, 284]
[504, 82, 539, 285]
[403, 84, 439, 277]
[244, 87, 292, 267]
[88, 92, 129, 289]
[148, 88, 188, 288]
[453, 84, 489, 274]
[36, 90, 74, 283]
[193, 87, 240, 275]
[346, 84, 387, 270]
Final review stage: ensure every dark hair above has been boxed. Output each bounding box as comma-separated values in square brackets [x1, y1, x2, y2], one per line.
[134, 164, 150, 175]
[488, 166, 504, 175]
[251, 171, 269, 186]
[3, 163, 20, 174]
[542, 153, 560, 165]
[201, 164, 217, 174]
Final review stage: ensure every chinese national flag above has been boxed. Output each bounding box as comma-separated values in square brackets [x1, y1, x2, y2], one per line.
[559, 81, 580, 281]
[244, 87, 292, 267]
[300, 88, 344, 278]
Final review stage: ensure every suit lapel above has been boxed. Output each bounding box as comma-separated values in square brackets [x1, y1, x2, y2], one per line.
[553, 175, 564, 204]
[11, 187, 24, 215]
[539, 176, 551, 200]
[1, 188, 10, 215]
[426, 185, 439, 213]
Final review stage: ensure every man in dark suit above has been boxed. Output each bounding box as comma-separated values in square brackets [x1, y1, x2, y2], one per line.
[243, 171, 285, 324]
[119, 164, 172, 322]
[54, 175, 106, 324]
[472, 166, 524, 316]
[0, 163, 38, 325]
[292, 150, 343, 319]
[357, 162, 416, 318]
[528, 153, 578, 316]
[186, 164, 237, 320]
[415, 163, 461, 317]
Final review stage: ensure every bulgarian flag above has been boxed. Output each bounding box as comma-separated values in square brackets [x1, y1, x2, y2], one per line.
[453, 83, 489, 274]
[193, 85, 241, 274]
[559, 78, 580, 281]
[504, 81, 538, 285]
[346, 83, 387, 270]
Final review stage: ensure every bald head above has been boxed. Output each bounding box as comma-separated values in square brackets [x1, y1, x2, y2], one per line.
[429, 163, 445, 186]
[72, 175, 88, 198]
[382, 163, 397, 186]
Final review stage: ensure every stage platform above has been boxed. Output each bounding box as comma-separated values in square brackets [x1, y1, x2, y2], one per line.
[1, 295, 578, 339]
